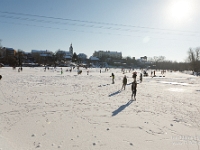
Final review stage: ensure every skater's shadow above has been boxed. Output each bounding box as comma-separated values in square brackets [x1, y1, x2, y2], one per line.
[108, 90, 121, 97]
[98, 84, 110, 87]
[112, 100, 134, 116]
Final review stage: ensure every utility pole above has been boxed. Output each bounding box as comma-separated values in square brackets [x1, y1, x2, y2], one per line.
[45, 50, 47, 68]
[0, 39, 2, 48]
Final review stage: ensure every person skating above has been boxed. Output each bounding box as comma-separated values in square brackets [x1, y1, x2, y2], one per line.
[131, 80, 137, 100]
[121, 75, 127, 90]
[110, 73, 115, 84]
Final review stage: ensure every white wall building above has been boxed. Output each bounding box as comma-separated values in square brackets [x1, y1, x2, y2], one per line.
[93, 50, 122, 59]
[31, 50, 53, 57]
[89, 56, 99, 61]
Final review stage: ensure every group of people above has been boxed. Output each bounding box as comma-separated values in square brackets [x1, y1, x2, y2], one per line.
[121, 73, 138, 100]
[111, 71, 142, 100]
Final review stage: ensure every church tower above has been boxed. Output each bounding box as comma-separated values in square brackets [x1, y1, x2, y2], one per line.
[69, 43, 73, 55]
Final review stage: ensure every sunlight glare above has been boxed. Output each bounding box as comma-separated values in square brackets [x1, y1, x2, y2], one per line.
[169, 0, 193, 22]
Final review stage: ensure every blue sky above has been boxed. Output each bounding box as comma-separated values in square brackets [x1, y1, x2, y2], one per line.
[0, 0, 200, 62]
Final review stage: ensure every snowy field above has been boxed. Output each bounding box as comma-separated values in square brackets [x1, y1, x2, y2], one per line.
[0, 67, 200, 150]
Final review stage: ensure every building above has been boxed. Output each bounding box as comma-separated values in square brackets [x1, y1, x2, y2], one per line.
[31, 50, 53, 57]
[0, 48, 5, 58]
[69, 43, 73, 55]
[23, 52, 35, 63]
[89, 56, 99, 65]
[0, 47, 17, 57]
[56, 44, 74, 60]
[89, 56, 99, 61]
[140, 56, 147, 62]
[93, 50, 122, 59]
[78, 53, 87, 60]
[56, 50, 72, 60]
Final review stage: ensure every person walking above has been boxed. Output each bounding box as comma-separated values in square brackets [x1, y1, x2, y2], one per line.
[121, 75, 127, 90]
[110, 73, 115, 84]
[131, 80, 137, 100]
[61, 68, 63, 74]
[140, 73, 143, 83]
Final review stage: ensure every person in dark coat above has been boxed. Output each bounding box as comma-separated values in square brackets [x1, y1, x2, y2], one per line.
[140, 73, 143, 83]
[121, 75, 127, 90]
[110, 73, 115, 84]
[131, 80, 137, 100]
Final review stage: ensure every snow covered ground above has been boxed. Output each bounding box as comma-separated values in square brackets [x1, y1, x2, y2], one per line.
[0, 67, 200, 150]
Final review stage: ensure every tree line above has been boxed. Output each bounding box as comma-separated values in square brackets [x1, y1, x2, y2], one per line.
[0, 44, 200, 72]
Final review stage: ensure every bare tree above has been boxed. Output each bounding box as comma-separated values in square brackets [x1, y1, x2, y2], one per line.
[16, 49, 25, 67]
[55, 49, 66, 64]
[0, 39, 2, 48]
[32, 53, 43, 65]
[72, 52, 78, 63]
[150, 56, 165, 69]
[0, 39, 2, 58]
[188, 47, 200, 72]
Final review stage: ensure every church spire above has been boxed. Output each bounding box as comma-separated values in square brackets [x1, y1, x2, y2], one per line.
[69, 43, 73, 54]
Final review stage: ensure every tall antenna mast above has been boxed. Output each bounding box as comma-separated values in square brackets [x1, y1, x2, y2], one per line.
[0, 39, 2, 47]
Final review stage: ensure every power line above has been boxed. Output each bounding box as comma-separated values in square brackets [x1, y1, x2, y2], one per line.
[0, 14, 142, 32]
[0, 20, 140, 37]
[0, 14, 200, 38]
[0, 11, 199, 34]
[0, 21, 198, 42]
